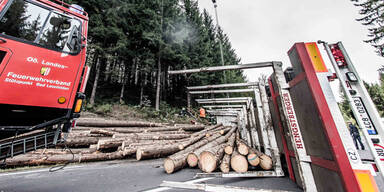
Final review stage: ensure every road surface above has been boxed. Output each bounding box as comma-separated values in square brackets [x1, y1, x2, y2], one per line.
[0, 159, 301, 192]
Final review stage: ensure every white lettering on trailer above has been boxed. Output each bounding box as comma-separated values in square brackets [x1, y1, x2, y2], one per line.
[283, 92, 304, 149]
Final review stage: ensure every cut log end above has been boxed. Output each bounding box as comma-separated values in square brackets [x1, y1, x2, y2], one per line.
[224, 146, 233, 155]
[163, 158, 175, 174]
[136, 149, 143, 160]
[230, 154, 248, 173]
[259, 155, 273, 170]
[238, 144, 249, 156]
[187, 153, 199, 167]
[199, 151, 217, 173]
[247, 153, 260, 166]
[220, 162, 230, 173]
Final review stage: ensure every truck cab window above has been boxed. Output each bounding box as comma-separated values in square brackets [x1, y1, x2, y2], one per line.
[38, 13, 81, 53]
[0, 0, 82, 54]
[0, 0, 49, 42]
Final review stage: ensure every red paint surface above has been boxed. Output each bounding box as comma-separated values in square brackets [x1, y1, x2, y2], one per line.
[0, 0, 88, 109]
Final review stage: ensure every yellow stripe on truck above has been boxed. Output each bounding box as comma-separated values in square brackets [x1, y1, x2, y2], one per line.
[354, 170, 379, 192]
[305, 42, 328, 73]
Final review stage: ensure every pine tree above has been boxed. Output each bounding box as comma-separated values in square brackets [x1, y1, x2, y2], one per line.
[351, 0, 384, 56]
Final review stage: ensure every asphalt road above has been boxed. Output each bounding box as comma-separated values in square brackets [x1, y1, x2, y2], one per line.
[0, 159, 301, 192]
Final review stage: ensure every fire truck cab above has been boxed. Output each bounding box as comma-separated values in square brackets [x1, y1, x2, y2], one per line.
[0, 0, 89, 146]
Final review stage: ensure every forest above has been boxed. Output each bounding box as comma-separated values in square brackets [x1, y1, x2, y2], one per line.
[65, 0, 384, 116]
[62, 0, 247, 110]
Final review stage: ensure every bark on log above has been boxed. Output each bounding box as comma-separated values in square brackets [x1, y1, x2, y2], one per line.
[32, 148, 97, 155]
[259, 154, 273, 170]
[224, 133, 236, 155]
[59, 137, 104, 147]
[236, 136, 249, 156]
[137, 133, 206, 160]
[112, 133, 190, 140]
[230, 150, 248, 173]
[76, 119, 163, 127]
[89, 129, 117, 136]
[186, 132, 234, 168]
[163, 127, 236, 174]
[198, 144, 226, 173]
[220, 154, 231, 173]
[97, 138, 135, 150]
[5, 151, 125, 166]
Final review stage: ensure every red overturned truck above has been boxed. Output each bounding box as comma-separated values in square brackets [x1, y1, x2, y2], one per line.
[0, 0, 89, 159]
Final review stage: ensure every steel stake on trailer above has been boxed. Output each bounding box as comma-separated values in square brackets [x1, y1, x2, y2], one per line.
[320, 41, 384, 180]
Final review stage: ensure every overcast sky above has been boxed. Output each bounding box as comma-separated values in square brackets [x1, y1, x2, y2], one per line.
[197, 0, 384, 83]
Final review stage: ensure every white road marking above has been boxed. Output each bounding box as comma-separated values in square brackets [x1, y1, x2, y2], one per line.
[0, 165, 86, 177]
[144, 177, 213, 192]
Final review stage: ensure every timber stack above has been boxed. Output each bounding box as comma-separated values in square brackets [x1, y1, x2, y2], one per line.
[4, 118, 274, 175]
[164, 125, 273, 174]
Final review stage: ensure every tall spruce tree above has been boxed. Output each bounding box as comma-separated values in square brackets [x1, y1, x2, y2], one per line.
[352, 0, 384, 56]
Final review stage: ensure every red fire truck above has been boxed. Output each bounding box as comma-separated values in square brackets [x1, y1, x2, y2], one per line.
[0, 0, 89, 159]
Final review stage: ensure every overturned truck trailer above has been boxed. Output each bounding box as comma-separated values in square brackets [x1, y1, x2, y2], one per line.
[268, 42, 382, 191]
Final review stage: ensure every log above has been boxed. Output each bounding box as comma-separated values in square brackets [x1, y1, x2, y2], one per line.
[190, 123, 223, 137]
[89, 129, 117, 136]
[236, 136, 249, 156]
[137, 133, 206, 160]
[224, 132, 236, 155]
[122, 139, 190, 156]
[247, 148, 260, 167]
[97, 138, 136, 150]
[121, 138, 188, 149]
[186, 132, 234, 168]
[75, 126, 202, 133]
[76, 119, 163, 127]
[112, 133, 190, 140]
[220, 154, 231, 173]
[163, 127, 236, 174]
[60, 137, 103, 147]
[31, 148, 97, 155]
[198, 143, 226, 173]
[230, 150, 248, 173]
[259, 154, 273, 170]
[5, 151, 124, 166]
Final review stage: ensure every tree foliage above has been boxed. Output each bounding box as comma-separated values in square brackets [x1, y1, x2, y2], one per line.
[68, 0, 246, 107]
[352, 0, 384, 56]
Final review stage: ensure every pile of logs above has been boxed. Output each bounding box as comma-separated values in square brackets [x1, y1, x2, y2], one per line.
[5, 118, 274, 175]
[164, 130, 273, 174]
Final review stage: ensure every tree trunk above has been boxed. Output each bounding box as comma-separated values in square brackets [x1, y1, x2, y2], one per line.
[89, 56, 101, 106]
[220, 154, 231, 173]
[119, 60, 127, 104]
[112, 133, 190, 140]
[61, 137, 102, 147]
[230, 150, 248, 173]
[187, 132, 233, 168]
[162, 133, 221, 174]
[247, 148, 260, 167]
[155, 0, 164, 111]
[198, 143, 226, 173]
[89, 129, 117, 136]
[6, 151, 124, 166]
[163, 127, 235, 173]
[236, 136, 249, 156]
[32, 148, 97, 155]
[136, 133, 205, 160]
[76, 119, 163, 127]
[224, 132, 236, 155]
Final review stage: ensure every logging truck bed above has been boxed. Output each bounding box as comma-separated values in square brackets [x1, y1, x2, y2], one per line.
[0, 159, 302, 192]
